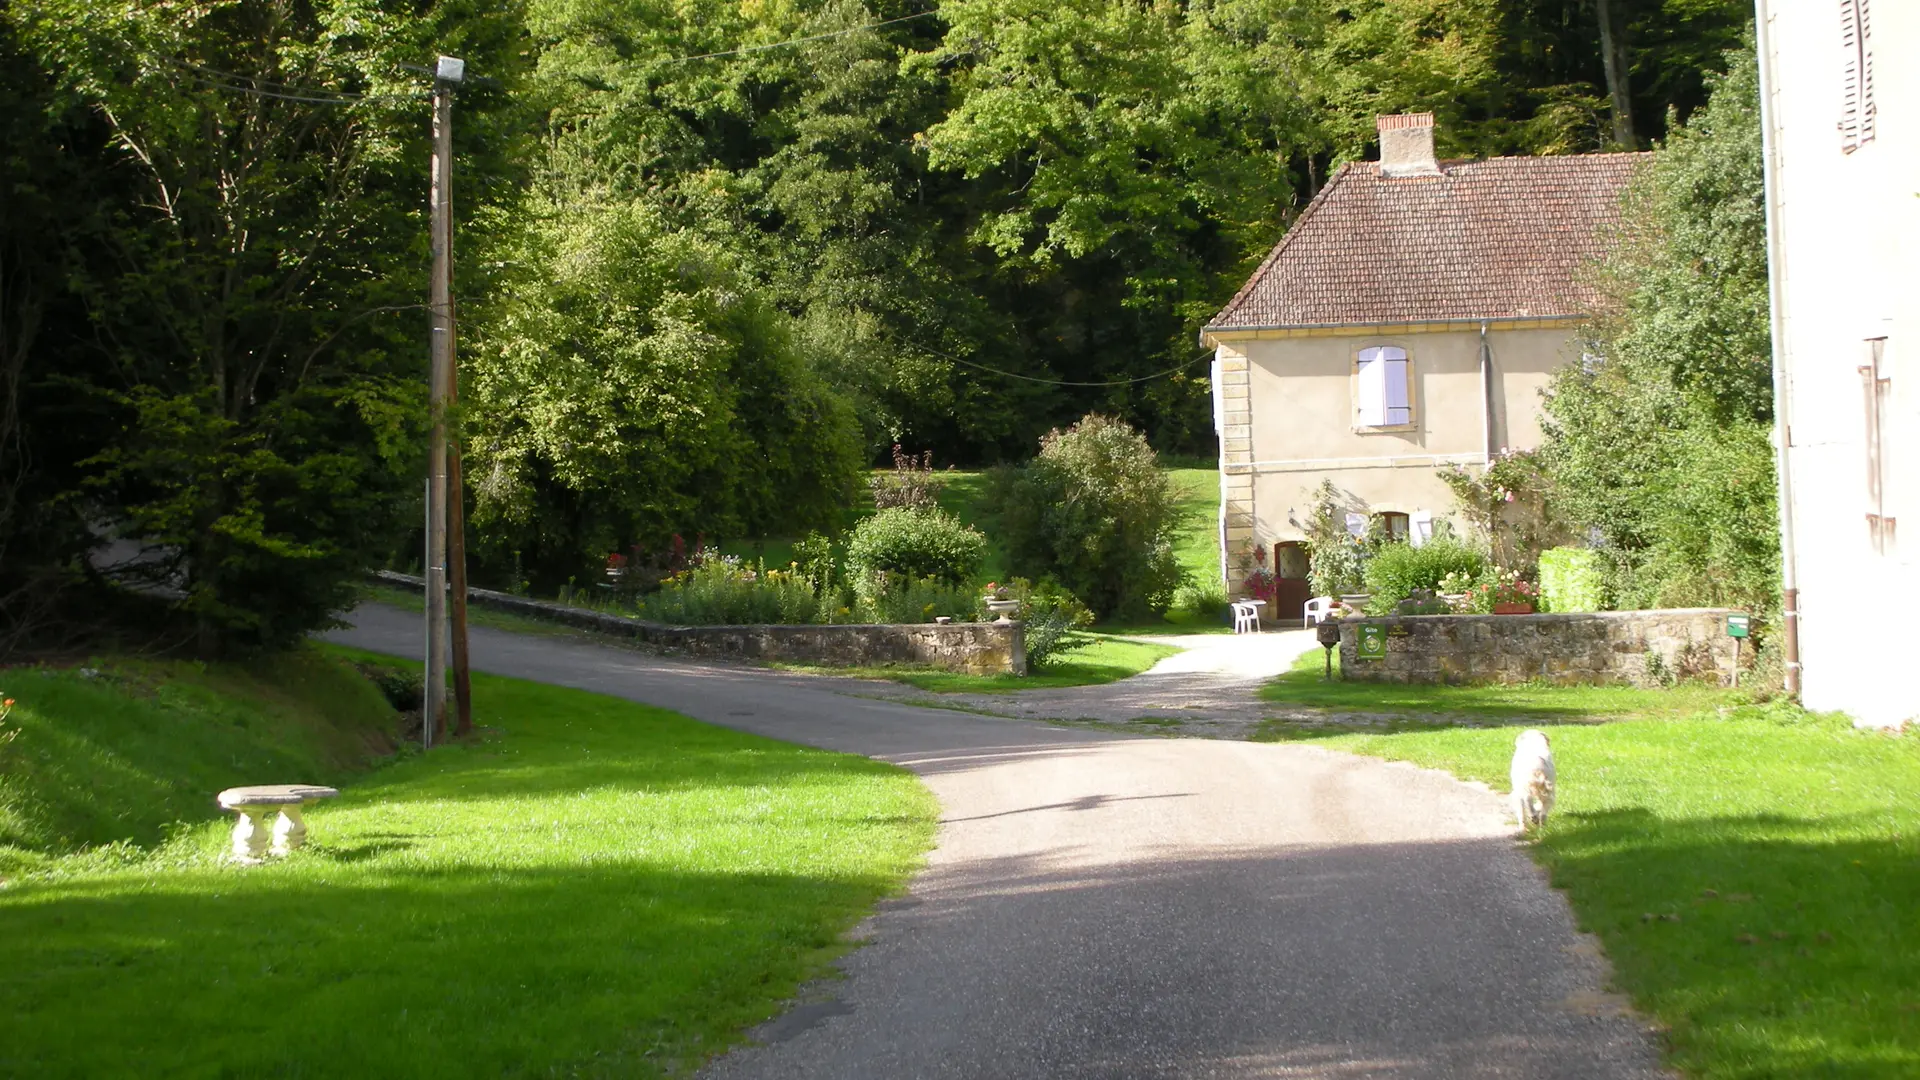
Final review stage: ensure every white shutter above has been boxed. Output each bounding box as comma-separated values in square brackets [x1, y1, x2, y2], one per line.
[1356, 347, 1387, 425]
[1383, 347, 1411, 425]
[1840, 0, 1876, 153]
[1410, 510, 1433, 548]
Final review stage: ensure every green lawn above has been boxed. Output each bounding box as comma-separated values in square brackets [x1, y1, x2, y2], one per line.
[1259, 648, 1749, 722]
[0, 650, 936, 1077]
[1256, 668, 1920, 1078]
[781, 633, 1180, 693]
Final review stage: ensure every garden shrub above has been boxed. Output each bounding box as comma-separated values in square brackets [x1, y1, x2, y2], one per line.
[868, 445, 948, 512]
[993, 578, 1094, 669]
[991, 414, 1183, 621]
[1362, 538, 1486, 614]
[1174, 583, 1228, 625]
[790, 530, 838, 596]
[844, 508, 986, 591]
[1302, 480, 1367, 598]
[640, 559, 824, 625]
[1538, 547, 1607, 612]
[858, 576, 979, 624]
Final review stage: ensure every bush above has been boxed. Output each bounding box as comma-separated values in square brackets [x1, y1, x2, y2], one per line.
[640, 558, 824, 625]
[992, 578, 1094, 669]
[844, 508, 987, 591]
[858, 576, 979, 624]
[1538, 547, 1607, 612]
[1363, 538, 1486, 614]
[790, 530, 838, 596]
[992, 414, 1184, 621]
[1174, 583, 1229, 624]
[1302, 480, 1367, 598]
[868, 445, 948, 512]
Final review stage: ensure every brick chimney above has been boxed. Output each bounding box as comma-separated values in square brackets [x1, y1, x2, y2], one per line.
[1377, 113, 1440, 177]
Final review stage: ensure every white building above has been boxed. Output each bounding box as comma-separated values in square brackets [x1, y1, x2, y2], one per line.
[1758, 0, 1918, 727]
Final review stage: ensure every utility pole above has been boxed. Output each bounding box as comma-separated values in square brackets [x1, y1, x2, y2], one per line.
[447, 311, 473, 736]
[424, 54, 467, 747]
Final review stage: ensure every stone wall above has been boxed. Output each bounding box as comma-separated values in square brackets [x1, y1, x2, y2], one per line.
[1335, 609, 1741, 687]
[372, 572, 1026, 675]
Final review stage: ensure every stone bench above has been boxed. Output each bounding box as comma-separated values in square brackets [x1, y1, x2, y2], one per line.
[217, 785, 339, 863]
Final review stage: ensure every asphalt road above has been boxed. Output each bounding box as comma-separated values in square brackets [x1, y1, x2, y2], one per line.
[327, 605, 1667, 1080]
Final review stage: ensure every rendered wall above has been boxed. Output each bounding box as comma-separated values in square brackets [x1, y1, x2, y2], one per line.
[1762, 2, 1919, 727]
[1214, 323, 1577, 551]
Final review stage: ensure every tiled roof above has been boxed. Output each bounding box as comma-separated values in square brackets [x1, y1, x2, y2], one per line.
[1207, 153, 1649, 330]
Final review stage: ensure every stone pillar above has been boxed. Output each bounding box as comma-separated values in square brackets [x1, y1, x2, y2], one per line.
[271, 805, 309, 855]
[230, 809, 272, 863]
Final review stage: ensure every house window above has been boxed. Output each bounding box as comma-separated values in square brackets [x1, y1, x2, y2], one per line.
[1862, 337, 1895, 552]
[1375, 511, 1410, 543]
[1355, 346, 1413, 428]
[1840, 0, 1877, 153]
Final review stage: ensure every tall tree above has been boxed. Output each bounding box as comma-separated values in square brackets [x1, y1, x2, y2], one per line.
[5, 0, 528, 651]
[1542, 34, 1774, 610]
[1594, 0, 1636, 145]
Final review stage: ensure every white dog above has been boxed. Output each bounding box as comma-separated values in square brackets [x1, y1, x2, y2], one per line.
[1509, 729, 1556, 830]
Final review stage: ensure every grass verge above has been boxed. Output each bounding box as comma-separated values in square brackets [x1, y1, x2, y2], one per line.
[1255, 675, 1920, 1077]
[0, 649, 936, 1077]
[0, 650, 396, 870]
[777, 633, 1179, 693]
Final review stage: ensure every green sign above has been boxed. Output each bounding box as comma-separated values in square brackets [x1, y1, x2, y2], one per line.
[1726, 613, 1750, 639]
[1357, 624, 1388, 660]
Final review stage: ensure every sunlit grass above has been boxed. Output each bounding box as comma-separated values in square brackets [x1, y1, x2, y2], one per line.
[1257, 674, 1920, 1078]
[0, 651, 936, 1077]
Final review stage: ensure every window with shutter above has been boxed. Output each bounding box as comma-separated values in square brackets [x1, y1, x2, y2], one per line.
[1354, 346, 1413, 428]
[1840, 0, 1876, 153]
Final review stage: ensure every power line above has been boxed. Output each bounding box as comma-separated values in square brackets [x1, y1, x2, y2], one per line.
[179, 73, 425, 105]
[932, 347, 1212, 388]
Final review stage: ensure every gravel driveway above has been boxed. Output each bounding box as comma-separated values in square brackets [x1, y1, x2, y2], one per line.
[328, 606, 1667, 1079]
[854, 630, 1324, 738]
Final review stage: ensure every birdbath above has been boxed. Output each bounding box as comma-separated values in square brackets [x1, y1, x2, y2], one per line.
[985, 596, 1021, 625]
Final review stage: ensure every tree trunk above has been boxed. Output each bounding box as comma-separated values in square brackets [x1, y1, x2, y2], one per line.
[1595, 0, 1636, 147]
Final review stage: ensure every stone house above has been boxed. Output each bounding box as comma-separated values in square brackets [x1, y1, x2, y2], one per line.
[1756, 0, 1916, 728]
[1200, 113, 1644, 617]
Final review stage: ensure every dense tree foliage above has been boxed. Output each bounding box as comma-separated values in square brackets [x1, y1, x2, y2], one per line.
[0, 0, 1754, 649]
[1, 0, 528, 652]
[1541, 37, 1777, 612]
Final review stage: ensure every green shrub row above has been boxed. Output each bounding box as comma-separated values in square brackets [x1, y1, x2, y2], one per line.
[1362, 538, 1486, 614]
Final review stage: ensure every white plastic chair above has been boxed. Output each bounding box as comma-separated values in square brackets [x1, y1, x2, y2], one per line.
[1304, 596, 1334, 625]
[1231, 601, 1262, 634]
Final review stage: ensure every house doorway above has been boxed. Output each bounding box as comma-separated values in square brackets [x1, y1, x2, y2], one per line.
[1273, 541, 1310, 622]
